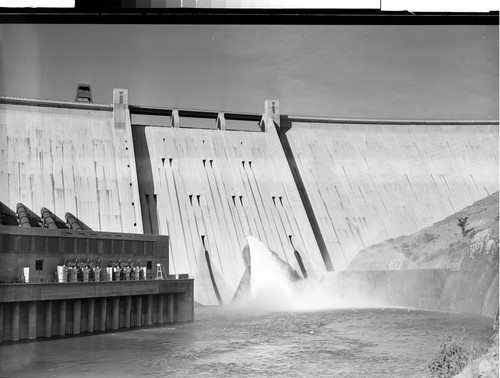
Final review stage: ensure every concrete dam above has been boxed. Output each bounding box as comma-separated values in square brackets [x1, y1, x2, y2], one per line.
[1, 88, 498, 306]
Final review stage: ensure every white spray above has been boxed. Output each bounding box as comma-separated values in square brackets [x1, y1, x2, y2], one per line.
[231, 236, 385, 313]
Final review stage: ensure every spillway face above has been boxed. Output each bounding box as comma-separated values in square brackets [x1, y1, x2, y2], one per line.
[132, 119, 326, 305]
[0, 91, 143, 233]
[281, 121, 499, 270]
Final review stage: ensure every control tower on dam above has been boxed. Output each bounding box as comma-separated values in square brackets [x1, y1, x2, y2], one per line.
[1, 88, 498, 305]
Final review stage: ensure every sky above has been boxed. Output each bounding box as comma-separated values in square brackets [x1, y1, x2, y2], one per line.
[0, 24, 498, 120]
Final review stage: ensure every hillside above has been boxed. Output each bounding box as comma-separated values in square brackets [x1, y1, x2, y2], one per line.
[349, 192, 499, 271]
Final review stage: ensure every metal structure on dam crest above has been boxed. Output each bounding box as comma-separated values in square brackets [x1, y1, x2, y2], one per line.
[1, 88, 498, 306]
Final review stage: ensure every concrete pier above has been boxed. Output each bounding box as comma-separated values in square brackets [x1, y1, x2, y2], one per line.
[135, 295, 142, 327]
[12, 302, 20, 341]
[59, 300, 66, 336]
[167, 294, 174, 323]
[100, 298, 107, 332]
[44, 301, 52, 337]
[87, 299, 94, 332]
[112, 297, 119, 330]
[125, 296, 132, 328]
[73, 299, 81, 334]
[146, 295, 153, 326]
[0, 303, 3, 343]
[157, 294, 164, 325]
[28, 302, 36, 339]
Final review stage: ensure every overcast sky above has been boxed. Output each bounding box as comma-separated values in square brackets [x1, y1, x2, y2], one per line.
[0, 24, 498, 120]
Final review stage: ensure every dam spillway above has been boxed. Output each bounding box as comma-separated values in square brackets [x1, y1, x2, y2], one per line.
[132, 117, 325, 304]
[1, 88, 498, 306]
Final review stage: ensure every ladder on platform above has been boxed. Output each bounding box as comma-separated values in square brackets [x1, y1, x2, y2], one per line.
[156, 264, 168, 280]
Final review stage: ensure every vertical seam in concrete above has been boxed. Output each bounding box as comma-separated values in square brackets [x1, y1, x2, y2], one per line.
[201, 163, 225, 273]
[94, 161, 102, 231]
[236, 159, 263, 241]
[243, 163, 270, 246]
[248, 162, 279, 254]
[211, 145, 245, 255]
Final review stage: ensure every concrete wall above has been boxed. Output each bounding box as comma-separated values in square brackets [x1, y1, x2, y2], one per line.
[0, 91, 142, 233]
[337, 253, 498, 318]
[281, 121, 499, 270]
[133, 118, 326, 305]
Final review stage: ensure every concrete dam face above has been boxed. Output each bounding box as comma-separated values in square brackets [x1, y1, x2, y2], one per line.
[281, 121, 499, 271]
[1, 89, 498, 305]
[0, 90, 143, 234]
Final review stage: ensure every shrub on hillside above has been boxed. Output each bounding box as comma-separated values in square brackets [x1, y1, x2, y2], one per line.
[427, 337, 470, 377]
[457, 216, 475, 237]
[457, 217, 469, 236]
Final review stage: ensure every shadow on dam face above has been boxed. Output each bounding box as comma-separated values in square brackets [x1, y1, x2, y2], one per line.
[205, 249, 224, 305]
[294, 250, 308, 279]
[132, 125, 160, 235]
[202, 234, 224, 306]
[279, 120, 334, 271]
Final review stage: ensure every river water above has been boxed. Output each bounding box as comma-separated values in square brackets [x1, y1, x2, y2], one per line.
[0, 306, 493, 378]
[0, 238, 494, 377]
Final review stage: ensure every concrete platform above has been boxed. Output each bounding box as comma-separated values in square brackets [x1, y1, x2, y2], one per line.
[0, 279, 194, 343]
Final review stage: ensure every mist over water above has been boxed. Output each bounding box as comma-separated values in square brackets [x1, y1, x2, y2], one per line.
[231, 236, 382, 313]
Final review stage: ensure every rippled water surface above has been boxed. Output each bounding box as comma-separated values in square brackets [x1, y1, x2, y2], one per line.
[0, 307, 493, 377]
